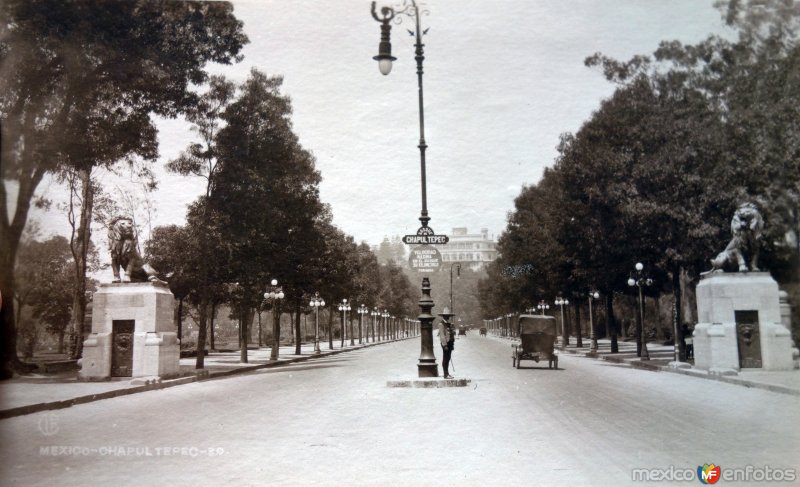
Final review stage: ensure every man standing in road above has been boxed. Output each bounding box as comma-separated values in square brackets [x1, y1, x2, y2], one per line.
[438, 307, 456, 379]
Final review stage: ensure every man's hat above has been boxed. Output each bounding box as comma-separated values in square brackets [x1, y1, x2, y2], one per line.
[438, 307, 455, 319]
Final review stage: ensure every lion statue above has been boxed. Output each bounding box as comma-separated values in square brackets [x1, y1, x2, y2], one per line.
[703, 203, 764, 275]
[108, 216, 164, 284]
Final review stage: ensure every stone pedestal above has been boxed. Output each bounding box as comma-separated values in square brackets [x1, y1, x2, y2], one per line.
[694, 273, 794, 373]
[79, 282, 180, 381]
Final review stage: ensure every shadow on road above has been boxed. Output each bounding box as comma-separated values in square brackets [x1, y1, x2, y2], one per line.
[253, 363, 347, 375]
[511, 366, 565, 371]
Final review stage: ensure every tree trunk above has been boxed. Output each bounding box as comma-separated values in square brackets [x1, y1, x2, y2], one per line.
[195, 296, 209, 369]
[295, 308, 302, 355]
[257, 309, 263, 347]
[175, 297, 184, 345]
[209, 301, 217, 351]
[620, 312, 628, 339]
[574, 302, 583, 348]
[0, 270, 27, 378]
[270, 306, 281, 360]
[67, 168, 93, 360]
[605, 293, 618, 353]
[328, 309, 334, 349]
[288, 313, 294, 346]
[673, 264, 686, 361]
[0, 152, 46, 378]
[248, 307, 255, 345]
[239, 304, 246, 363]
[634, 293, 643, 357]
[57, 328, 66, 355]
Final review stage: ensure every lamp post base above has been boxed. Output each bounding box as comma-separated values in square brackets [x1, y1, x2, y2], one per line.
[641, 343, 650, 360]
[417, 361, 439, 378]
[417, 277, 439, 378]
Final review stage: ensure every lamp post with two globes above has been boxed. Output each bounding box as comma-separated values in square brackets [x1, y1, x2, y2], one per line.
[628, 262, 652, 361]
[371, 307, 380, 342]
[338, 299, 351, 347]
[555, 297, 569, 349]
[309, 293, 325, 355]
[537, 300, 550, 316]
[588, 290, 600, 354]
[264, 279, 285, 361]
[358, 304, 368, 344]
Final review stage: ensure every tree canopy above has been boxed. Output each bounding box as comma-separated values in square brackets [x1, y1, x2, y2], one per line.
[0, 0, 248, 377]
[480, 0, 800, 346]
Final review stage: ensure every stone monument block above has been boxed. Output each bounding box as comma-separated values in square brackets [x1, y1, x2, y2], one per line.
[79, 282, 180, 381]
[694, 273, 794, 373]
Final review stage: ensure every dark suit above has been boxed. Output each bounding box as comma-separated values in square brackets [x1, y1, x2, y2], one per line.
[438, 320, 454, 377]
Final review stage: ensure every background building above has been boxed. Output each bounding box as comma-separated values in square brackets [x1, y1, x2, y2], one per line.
[439, 228, 498, 270]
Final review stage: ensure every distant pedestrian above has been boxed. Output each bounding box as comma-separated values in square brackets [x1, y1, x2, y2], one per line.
[438, 307, 456, 379]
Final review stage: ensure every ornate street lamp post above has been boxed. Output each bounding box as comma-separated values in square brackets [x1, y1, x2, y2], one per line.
[537, 300, 550, 316]
[371, 307, 379, 342]
[588, 290, 600, 353]
[338, 299, 351, 348]
[555, 297, 569, 349]
[628, 262, 652, 361]
[382, 310, 389, 341]
[371, 0, 442, 377]
[264, 279, 285, 361]
[358, 304, 368, 344]
[309, 292, 325, 355]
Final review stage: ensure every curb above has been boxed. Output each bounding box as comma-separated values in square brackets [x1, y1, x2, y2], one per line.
[665, 366, 800, 397]
[0, 338, 413, 420]
[556, 344, 800, 396]
[386, 378, 472, 388]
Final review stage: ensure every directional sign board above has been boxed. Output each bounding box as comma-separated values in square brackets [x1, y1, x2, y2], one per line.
[402, 234, 449, 245]
[408, 245, 442, 272]
[402, 226, 449, 245]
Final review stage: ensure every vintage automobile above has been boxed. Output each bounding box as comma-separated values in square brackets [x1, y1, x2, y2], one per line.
[512, 314, 558, 369]
[479, 327, 487, 336]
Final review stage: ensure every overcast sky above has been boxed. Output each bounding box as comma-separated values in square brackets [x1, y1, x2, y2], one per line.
[27, 0, 731, 247]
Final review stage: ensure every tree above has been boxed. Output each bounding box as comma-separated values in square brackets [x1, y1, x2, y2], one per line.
[314, 219, 360, 345]
[14, 235, 75, 354]
[145, 224, 199, 344]
[0, 0, 247, 378]
[209, 69, 324, 362]
[581, 0, 800, 354]
[166, 75, 236, 367]
[378, 261, 417, 321]
[352, 242, 382, 341]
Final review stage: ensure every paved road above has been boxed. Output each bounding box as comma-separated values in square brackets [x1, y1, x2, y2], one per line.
[1, 334, 798, 486]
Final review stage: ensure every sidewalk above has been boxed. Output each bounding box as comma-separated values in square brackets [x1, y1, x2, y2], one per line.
[0, 338, 409, 419]
[490, 333, 800, 396]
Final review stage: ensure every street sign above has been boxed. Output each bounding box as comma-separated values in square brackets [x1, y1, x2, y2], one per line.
[402, 226, 449, 245]
[408, 245, 442, 272]
[402, 234, 449, 245]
